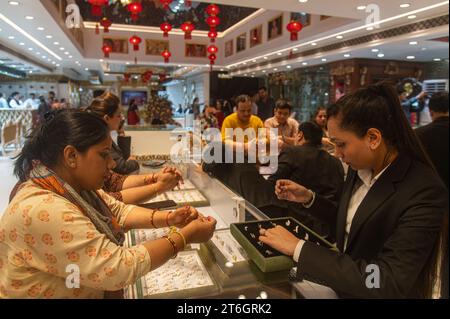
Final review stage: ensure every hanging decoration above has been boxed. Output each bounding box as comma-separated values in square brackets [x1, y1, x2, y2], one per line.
[95, 23, 100, 35]
[129, 35, 142, 51]
[159, 73, 167, 82]
[206, 4, 220, 16]
[286, 20, 303, 41]
[162, 49, 172, 63]
[185, 0, 192, 7]
[207, 45, 218, 70]
[123, 73, 131, 83]
[100, 17, 112, 33]
[206, 16, 221, 32]
[127, 1, 143, 22]
[181, 21, 195, 40]
[208, 30, 218, 43]
[159, 0, 173, 10]
[102, 43, 112, 58]
[88, 0, 108, 17]
[160, 22, 172, 38]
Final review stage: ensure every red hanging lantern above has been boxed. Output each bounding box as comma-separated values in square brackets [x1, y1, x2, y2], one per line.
[206, 16, 221, 31]
[100, 17, 112, 33]
[208, 54, 217, 71]
[207, 45, 218, 55]
[88, 0, 108, 17]
[102, 43, 112, 58]
[162, 49, 171, 63]
[159, 73, 167, 82]
[127, 2, 143, 22]
[181, 22, 195, 40]
[206, 4, 220, 16]
[129, 35, 142, 51]
[123, 73, 131, 83]
[159, 0, 173, 10]
[208, 29, 218, 43]
[143, 70, 153, 81]
[160, 22, 172, 38]
[286, 20, 303, 41]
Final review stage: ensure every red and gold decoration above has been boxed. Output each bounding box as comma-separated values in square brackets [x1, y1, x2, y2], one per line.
[123, 73, 131, 83]
[160, 22, 172, 38]
[159, 0, 173, 10]
[88, 0, 108, 17]
[206, 4, 220, 16]
[141, 70, 153, 84]
[100, 17, 112, 33]
[162, 49, 171, 63]
[102, 43, 112, 58]
[159, 73, 167, 82]
[205, 4, 220, 44]
[286, 20, 303, 41]
[206, 16, 221, 32]
[207, 45, 218, 70]
[181, 21, 195, 40]
[208, 29, 218, 43]
[127, 1, 143, 22]
[129, 35, 142, 51]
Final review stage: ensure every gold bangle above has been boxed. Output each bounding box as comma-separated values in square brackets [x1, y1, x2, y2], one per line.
[171, 231, 187, 250]
[150, 210, 158, 228]
[163, 236, 178, 258]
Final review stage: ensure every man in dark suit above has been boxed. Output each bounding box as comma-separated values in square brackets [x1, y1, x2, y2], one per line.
[256, 87, 276, 122]
[416, 92, 449, 188]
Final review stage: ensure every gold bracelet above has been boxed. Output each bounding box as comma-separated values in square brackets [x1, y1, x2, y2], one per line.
[150, 210, 158, 228]
[163, 236, 178, 258]
[171, 231, 187, 250]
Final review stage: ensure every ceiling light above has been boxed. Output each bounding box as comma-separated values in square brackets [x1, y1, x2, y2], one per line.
[371, 48, 379, 52]
[406, 55, 415, 59]
[64, 52, 69, 55]
[263, 57, 268, 60]
[46, 35, 53, 39]
[293, 48, 299, 51]
[25, 16, 34, 20]
[286, 65, 292, 69]
[400, 3, 411, 8]
[59, 47, 65, 51]
[298, 0, 308, 3]
[357, 6, 367, 10]
[19, 42, 25, 45]
[68, 55, 72, 58]
[8, 36, 15, 39]
[311, 42, 317, 46]
[9, 1, 20, 6]
[56, 64, 60, 67]
[36, 52, 40, 55]
[366, 27, 374, 31]
[336, 35, 343, 39]
[37, 27, 45, 31]
[277, 52, 283, 56]
[53, 42, 59, 45]
[433, 58, 441, 61]
[344, 54, 351, 57]
[85, 68, 89, 71]
[273, 68, 278, 71]
[302, 62, 308, 65]
[408, 15, 416, 19]
[409, 41, 418, 45]
[28, 47, 33, 51]
[377, 53, 385, 58]
[262, 70, 266, 73]
[321, 58, 327, 62]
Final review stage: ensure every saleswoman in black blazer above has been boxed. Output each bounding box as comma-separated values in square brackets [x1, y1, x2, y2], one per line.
[259, 83, 448, 298]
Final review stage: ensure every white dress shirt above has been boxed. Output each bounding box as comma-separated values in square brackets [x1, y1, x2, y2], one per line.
[9, 99, 22, 109]
[293, 165, 391, 262]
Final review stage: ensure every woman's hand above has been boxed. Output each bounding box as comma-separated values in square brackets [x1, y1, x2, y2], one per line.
[155, 168, 183, 192]
[168, 206, 198, 228]
[259, 226, 300, 256]
[275, 180, 312, 204]
[180, 214, 217, 244]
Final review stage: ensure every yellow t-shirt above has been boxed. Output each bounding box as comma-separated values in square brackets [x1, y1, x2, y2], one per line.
[221, 113, 264, 143]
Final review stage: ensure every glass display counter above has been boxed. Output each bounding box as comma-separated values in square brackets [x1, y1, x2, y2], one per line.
[124, 161, 301, 299]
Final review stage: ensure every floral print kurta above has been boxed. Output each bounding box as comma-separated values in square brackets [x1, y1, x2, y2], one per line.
[0, 181, 151, 299]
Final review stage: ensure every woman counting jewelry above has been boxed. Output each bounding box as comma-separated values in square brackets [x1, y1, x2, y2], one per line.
[260, 83, 448, 298]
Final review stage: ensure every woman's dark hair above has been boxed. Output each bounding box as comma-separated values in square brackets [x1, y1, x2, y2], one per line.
[299, 122, 323, 146]
[429, 92, 449, 114]
[14, 109, 109, 181]
[311, 106, 327, 122]
[275, 99, 292, 112]
[38, 96, 46, 104]
[128, 99, 136, 107]
[86, 91, 120, 118]
[327, 82, 445, 298]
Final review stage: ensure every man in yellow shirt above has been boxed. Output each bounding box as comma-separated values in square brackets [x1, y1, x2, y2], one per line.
[221, 95, 264, 153]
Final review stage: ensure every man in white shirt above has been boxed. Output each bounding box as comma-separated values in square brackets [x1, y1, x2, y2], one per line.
[23, 93, 39, 109]
[8, 92, 22, 108]
[0, 93, 8, 109]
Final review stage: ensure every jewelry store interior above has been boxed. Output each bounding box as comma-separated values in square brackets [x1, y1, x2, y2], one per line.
[0, 0, 449, 300]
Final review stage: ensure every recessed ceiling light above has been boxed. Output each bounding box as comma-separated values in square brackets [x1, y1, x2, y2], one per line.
[336, 35, 343, 39]
[99, 59, 104, 62]
[9, 1, 20, 6]
[286, 65, 292, 69]
[53, 42, 59, 45]
[344, 54, 351, 57]
[298, 0, 308, 3]
[56, 64, 60, 67]
[277, 52, 283, 56]
[311, 42, 317, 46]
[59, 47, 65, 51]
[8, 36, 15, 39]
[37, 27, 45, 31]
[29, 70, 33, 74]
[302, 62, 308, 65]
[406, 55, 415, 59]
[46, 35, 53, 39]
[25, 16, 34, 20]
[85, 68, 89, 71]
[19, 42, 25, 45]
[273, 68, 278, 71]
[321, 58, 327, 62]
[64, 52, 69, 55]
[252, 59, 257, 63]
[433, 58, 441, 61]
[400, 3, 411, 8]
[409, 41, 418, 45]
[377, 53, 385, 58]
[408, 15, 416, 19]
[293, 48, 299, 51]
[366, 27, 374, 31]
[263, 57, 268, 60]
[68, 55, 72, 58]
[126, 62, 130, 65]
[371, 48, 379, 52]
[357, 5, 367, 10]
[262, 70, 266, 73]
[28, 47, 33, 51]
[42, 55, 46, 59]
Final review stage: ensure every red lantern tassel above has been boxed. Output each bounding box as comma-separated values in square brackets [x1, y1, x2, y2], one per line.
[92, 6, 102, 17]
[95, 23, 100, 34]
[290, 33, 298, 41]
[133, 44, 139, 51]
[185, 33, 192, 40]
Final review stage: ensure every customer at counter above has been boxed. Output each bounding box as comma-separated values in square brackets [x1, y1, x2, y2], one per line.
[259, 83, 448, 298]
[1, 109, 216, 299]
[312, 106, 335, 153]
[221, 95, 264, 153]
[86, 92, 140, 175]
[264, 100, 300, 147]
[0, 93, 9, 109]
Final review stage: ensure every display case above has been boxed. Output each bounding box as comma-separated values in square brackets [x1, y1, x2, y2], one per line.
[125, 161, 300, 299]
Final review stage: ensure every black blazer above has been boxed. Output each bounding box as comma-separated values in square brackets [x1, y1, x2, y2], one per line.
[111, 136, 139, 175]
[415, 117, 449, 189]
[295, 154, 448, 298]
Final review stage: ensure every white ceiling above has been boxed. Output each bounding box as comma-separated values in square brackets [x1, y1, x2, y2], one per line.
[0, 0, 448, 80]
